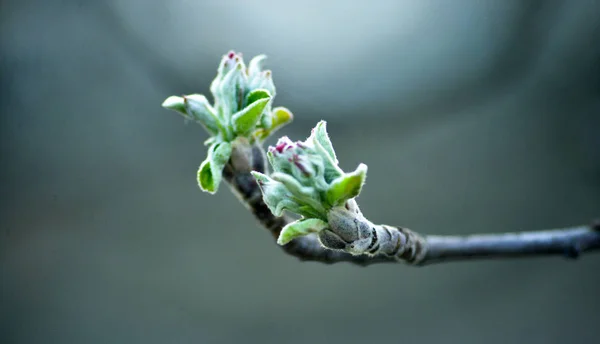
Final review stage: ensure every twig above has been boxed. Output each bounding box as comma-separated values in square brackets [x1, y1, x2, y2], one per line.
[223, 143, 600, 266]
[423, 225, 600, 265]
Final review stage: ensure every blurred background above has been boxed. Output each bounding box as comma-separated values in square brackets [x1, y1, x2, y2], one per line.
[1, 0, 599, 343]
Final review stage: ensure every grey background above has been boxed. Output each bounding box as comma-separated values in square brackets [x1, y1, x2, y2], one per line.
[1, 1, 599, 343]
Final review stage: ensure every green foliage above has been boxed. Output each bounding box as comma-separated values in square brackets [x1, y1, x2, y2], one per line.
[162, 52, 370, 245]
[162, 51, 293, 193]
[251, 121, 369, 245]
[197, 142, 232, 194]
[278, 218, 329, 245]
[325, 164, 367, 207]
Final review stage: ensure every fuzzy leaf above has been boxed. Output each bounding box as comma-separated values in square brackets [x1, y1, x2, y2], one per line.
[247, 54, 267, 76]
[219, 63, 245, 114]
[232, 98, 271, 135]
[251, 171, 301, 216]
[271, 172, 315, 199]
[311, 121, 337, 163]
[212, 141, 232, 166]
[251, 170, 271, 185]
[278, 218, 329, 245]
[312, 141, 343, 183]
[325, 163, 368, 207]
[197, 142, 232, 194]
[266, 150, 291, 174]
[162, 96, 187, 115]
[183, 94, 220, 135]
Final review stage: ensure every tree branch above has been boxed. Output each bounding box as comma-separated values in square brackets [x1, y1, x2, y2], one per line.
[222, 142, 600, 266]
[422, 225, 600, 265]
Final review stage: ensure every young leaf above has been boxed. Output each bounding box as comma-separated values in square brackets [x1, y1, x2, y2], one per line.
[162, 96, 186, 115]
[197, 159, 215, 193]
[246, 88, 271, 106]
[251, 171, 301, 216]
[311, 121, 337, 163]
[212, 141, 232, 167]
[247, 54, 267, 76]
[271, 172, 315, 199]
[183, 94, 220, 135]
[251, 170, 271, 185]
[197, 142, 232, 194]
[271, 107, 293, 130]
[278, 218, 329, 245]
[219, 62, 245, 114]
[231, 98, 270, 135]
[325, 163, 368, 207]
[312, 141, 344, 183]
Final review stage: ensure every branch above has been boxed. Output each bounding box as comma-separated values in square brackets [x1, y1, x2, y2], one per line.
[222, 142, 600, 266]
[423, 225, 600, 265]
[160, 51, 599, 267]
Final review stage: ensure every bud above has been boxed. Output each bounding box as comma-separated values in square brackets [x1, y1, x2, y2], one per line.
[210, 51, 244, 99]
[254, 121, 371, 245]
[267, 136, 324, 187]
[162, 51, 295, 196]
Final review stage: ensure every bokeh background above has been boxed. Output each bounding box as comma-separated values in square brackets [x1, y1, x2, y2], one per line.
[1, 1, 599, 343]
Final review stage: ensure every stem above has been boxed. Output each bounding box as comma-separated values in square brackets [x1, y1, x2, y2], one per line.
[422, 225, 600, 265]
[223, 142, 600, 266]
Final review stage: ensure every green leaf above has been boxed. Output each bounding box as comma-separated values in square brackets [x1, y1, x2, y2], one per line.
[278, 218, 329, 245]
[212, 141, 232, 167]
[197, 159, 215, 193]
[270, 172, 326, 219]
[312, 141, 343, 183]
[312, 121, 337, 163]
[251, 170, 271, 185]
[219, 62, 245, 113]
[251, 171, 301, 216]
[254, 107, 294, 141]
[162, 96, 186, 115]
[271, 107, 293, 129]
[231, 97, 271, 135]
[271, 172, 315, 199]
[266, 150, 291, 174]
[325, 163, 367, 207]
[197, 142, 232, 194]
[297, 205, 325, 220]
[246, 88, 271, 106]
[183, 94, 220, 135]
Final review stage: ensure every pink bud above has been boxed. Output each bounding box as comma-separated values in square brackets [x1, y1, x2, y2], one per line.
[222, 51, 241, 72]
[275, 142, 287, 153]
[271, 136, 295, 154]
